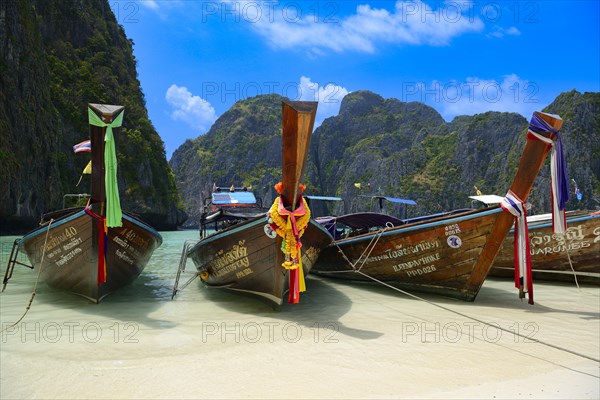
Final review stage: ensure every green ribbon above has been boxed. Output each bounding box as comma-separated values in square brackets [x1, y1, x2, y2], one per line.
[88, 107, 124, 227]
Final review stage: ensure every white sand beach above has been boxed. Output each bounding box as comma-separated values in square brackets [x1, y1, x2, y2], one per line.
[1, 248, 598, 400]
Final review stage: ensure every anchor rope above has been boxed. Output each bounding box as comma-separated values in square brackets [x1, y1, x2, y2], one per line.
[329, 222, 393, 273]
[562, 233, 580, 289]
[330, 232, 600, 371]
[1, 218, 54, 333]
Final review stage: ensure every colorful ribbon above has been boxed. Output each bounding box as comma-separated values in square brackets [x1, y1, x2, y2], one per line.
[275, 198, 308, 304]
[500, 190, 533, 304]
[526, 113, 569, 234]
[88, 108, 124, 228]
[84, 202, 108, 284]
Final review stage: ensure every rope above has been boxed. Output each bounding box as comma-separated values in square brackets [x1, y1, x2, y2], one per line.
[561, 233, 580, 289]
[1, 218, 54, 333]
[332, 222, 394, 273]
[330, 235, 600, 370]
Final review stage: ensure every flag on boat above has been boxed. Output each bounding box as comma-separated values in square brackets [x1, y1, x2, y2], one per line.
[82, 160, 92, 174]
[73, 140, 91, 153]
[76, 161, 92, 186]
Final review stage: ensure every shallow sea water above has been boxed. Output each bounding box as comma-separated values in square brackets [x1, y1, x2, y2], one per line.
[1, 230, 599, 399]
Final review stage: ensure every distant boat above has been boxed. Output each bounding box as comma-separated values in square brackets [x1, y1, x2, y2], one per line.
[312, 111, 565, 303]
[3, 104, 162, 303]
[177, 101, 333, 306]
[491, 210, 600, 284]
[198, 185, 268, 238]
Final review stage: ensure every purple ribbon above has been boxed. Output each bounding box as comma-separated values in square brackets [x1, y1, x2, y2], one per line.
[529, 113, 570, 209]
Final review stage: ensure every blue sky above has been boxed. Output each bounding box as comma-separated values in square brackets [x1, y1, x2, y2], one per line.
[109, 0, 600, 159]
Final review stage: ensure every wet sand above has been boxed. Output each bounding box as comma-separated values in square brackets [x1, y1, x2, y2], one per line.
[1, 232, 598, 399]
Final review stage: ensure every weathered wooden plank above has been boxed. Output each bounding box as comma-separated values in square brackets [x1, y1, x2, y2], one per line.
[492, 211, 600, 284]
[190, 218, 331, 303]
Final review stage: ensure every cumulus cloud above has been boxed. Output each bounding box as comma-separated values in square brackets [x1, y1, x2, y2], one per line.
[296, 76, 349, 127]
[228, 0, 484, 54]
[404, 74, 541, 120]
[165, 84, 217, 132]
[487, 26, 521, 38]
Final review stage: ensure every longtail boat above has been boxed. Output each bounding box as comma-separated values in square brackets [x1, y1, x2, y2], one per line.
[2, 104, 162, 303]
[180, 101, 332, 306]
[312, 111, 565, 303]
[491, 210, 600, 284]
[198, 185, 267, 238]
[469, 195, 600, 285]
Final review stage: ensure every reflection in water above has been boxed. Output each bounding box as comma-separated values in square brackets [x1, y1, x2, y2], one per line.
[0, 230, 382, 345]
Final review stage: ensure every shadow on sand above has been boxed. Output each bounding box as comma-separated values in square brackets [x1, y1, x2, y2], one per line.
[15, 270, 179, 330]
[311, 275, 600, 321]
[194, 275, 384, 340]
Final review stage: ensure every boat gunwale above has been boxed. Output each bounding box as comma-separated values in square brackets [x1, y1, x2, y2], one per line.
[330, 206, 503, 246]
[189, 215, 332, 254]
[18, 209, 163, 247]
[522, 212, 600, 231]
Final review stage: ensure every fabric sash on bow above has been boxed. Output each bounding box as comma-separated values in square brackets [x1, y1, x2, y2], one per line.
[84, 201, 108, 284]
[88, 108, 124, 228]
[277, 198, 307, 304]
[526, 113, 569, 234]
[500, 190, 533, 304]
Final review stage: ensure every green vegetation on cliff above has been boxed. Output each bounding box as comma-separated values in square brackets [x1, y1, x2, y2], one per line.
[172, 90, 599, 223]
[170, 94, 287, 226]
[539, 90, 600, 210]
[0, 0, 186, 232]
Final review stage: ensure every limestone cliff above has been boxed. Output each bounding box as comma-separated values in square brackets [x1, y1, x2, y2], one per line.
[0, 0, 186, 233]
[171, 90, 599, 222]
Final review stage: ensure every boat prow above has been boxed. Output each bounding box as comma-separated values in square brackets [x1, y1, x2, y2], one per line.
[313, 111, 566, 303]
[182, 100, 332, 306]
[3, 103, 163, 303]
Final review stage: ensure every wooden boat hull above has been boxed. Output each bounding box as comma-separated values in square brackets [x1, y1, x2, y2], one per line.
[19, 209, 162, 303]
[491, 211, 600, 284]
[188, 217, 332, 305]
[313, 111, 565, 303]
[313, 207, 507, 301]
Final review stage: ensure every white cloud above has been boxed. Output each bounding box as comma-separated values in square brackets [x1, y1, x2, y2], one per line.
[137, 0, 188, 19]
[296, 76, 349, 127]
[140, 0, 159, 10]
[487, 26, 522, 38]
[229, 0, 484, 54]
[165, 84, 217, 132]
[410, 74, 541, 120]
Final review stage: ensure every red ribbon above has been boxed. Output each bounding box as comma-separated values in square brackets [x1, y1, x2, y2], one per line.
[289, 269, 299, 304]
[500, 191, 533, 304]
[84, 201, 108, 284]
[275, 198, 307, 304]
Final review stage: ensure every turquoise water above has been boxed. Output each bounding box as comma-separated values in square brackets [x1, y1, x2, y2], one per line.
[0, 230, 200, 307]
[0, 228, 355, 329]
[1, 231, 599, 399]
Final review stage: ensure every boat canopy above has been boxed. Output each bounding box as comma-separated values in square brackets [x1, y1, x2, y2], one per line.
[212, 191, 257, 206]
[380, 196, 417, 205]
[469, 195, 504, 206]
[359, 195, 417, 205]
[304, 195, 343, 202]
